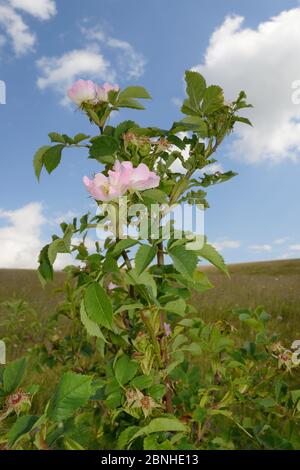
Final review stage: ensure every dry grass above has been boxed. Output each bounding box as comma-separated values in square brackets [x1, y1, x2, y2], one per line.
[0, 258, 299, 345]
[194, 258, 300, 341]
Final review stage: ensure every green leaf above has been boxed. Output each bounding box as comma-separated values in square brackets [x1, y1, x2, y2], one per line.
[135, 245, 157, 275]
[3, 357, 27, 394]
[89, 135, 118, 160]
[141, 189, 168, 204]
[48, 238, 70, 265]
[169, 245, 198, 279]
[130, 374, 153, 390]
[196, 243, 228, 275]
[192, 270, 213, 293]
[130, 417, 187, 442]
[33, 145, 50, 181]
[117, 98, 146, 110]
[73, 133, 90, 143]
[84, 282, 113, 331]
[180, 116, 208, 136]
[38, 244, 53, 285]
[112, 238, 138, 256]
[48, 132, 66, 144]
[114, 355, 138, 386]
[117, 426, 140, 450]
[118, 86, 151, 100]
[125, 270, 157, 300]
[43, 144, 65, 174]
[8, 415, 39, 447]
[114, 120, 138, 139]
[80, 301, 106, 340]
[202, 85, 224, 114]
[185, 70, 206, 110]
[47, 372, 92, 422]
[201, 171, 237, 187]
[164, 298, 186, 316]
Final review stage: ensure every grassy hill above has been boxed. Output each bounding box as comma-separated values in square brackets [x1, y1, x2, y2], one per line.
[0, 258, 299, 341]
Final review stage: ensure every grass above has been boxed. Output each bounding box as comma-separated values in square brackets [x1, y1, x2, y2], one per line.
[0, 258, 299, 349]
[0, 259, 299, 414]
[195, 258, 300, 342]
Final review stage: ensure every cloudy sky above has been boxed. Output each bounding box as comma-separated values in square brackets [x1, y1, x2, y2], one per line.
[0, 0, 300, 269]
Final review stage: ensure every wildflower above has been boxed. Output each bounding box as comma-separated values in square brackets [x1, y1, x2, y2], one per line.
[67, 80, 98, 106]
[83, 161, 160, 201]
[163, 322, 172, 337]
[96, 82, 119, 102]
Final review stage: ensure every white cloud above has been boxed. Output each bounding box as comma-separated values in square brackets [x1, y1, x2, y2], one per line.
[289, 244, 300, 251]
[249, 244, 272, 252]
[0, 202, 98, 270]
[82, 26, 146, 80]
[0, 4, 36, 55]
[0, 202, 45, 269]
[0, 0, 56, 55]
[9, 0, 56, 20]
[212, 239, 241, 251]
[105, 37, 146, 80]
[36, 47, 113, 105]
[169, 134, 224, 174]
[203, 163, 224, 174]
[193, 8, 300, 163]
[36, 25, 147, 104]
[274, 236, 291, 245]
[171, 97, 182, 107]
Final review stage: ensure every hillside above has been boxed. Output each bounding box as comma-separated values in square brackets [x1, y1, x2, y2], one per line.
[0, 258, 299, 341]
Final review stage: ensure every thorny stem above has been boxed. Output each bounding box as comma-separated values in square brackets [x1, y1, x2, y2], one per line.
[157, 235, 174, 413]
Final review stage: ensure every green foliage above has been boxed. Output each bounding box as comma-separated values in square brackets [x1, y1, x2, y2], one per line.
[3, 357, 27, 394]
[1, 69, 296, 451]
[47, 372, 93, 422]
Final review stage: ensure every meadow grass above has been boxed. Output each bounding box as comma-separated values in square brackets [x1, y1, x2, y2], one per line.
[0, 258, 299, 352]
[0, 259, 299, 414]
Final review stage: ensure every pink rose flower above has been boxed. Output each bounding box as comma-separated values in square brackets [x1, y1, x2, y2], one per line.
[67, 79, 98, 106]
[96, 83, 119, 102]
[83, 173, 123, 202]
[129, 163, 160, 190]
[83, 161, 160, 201]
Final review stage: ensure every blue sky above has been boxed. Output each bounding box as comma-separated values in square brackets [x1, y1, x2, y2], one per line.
[0, 0, 300, 268]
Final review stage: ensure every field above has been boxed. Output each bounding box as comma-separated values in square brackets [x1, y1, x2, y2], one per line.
[0, 258, 299, 349]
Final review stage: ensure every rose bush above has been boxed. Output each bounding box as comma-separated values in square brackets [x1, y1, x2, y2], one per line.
[0, 71, 300, 450]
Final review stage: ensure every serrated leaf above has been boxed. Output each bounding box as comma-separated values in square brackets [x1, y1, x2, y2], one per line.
[80, 301, 106, 340]
[117, 98, 146, 110]
[112, 238, 138, 256]
[185, 70, 206, 110]
[114, 355, 138, 386]
[202, 85, 224, 114]
[196, 243, 228, 275]
[8, 415, 39, 447]
[169, 245, 198, 279]
[48, 132, 66, 144]
[164, 298, 186, 316]
[84, 282, 113, 331]
[47, 372, 92, 422]
[142, 189, 168, 204]
[43, 144, 65, 174]
[118, 86, 151, 100]
[135, 244, 157, 275]
[130, 417, 187, 442]
[38, 244, 53, 285]
[33, 145, 50, 181]
[73, 133, 90, 143]
[3, 357, 27, 394]
[89, 135, 118, 160]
